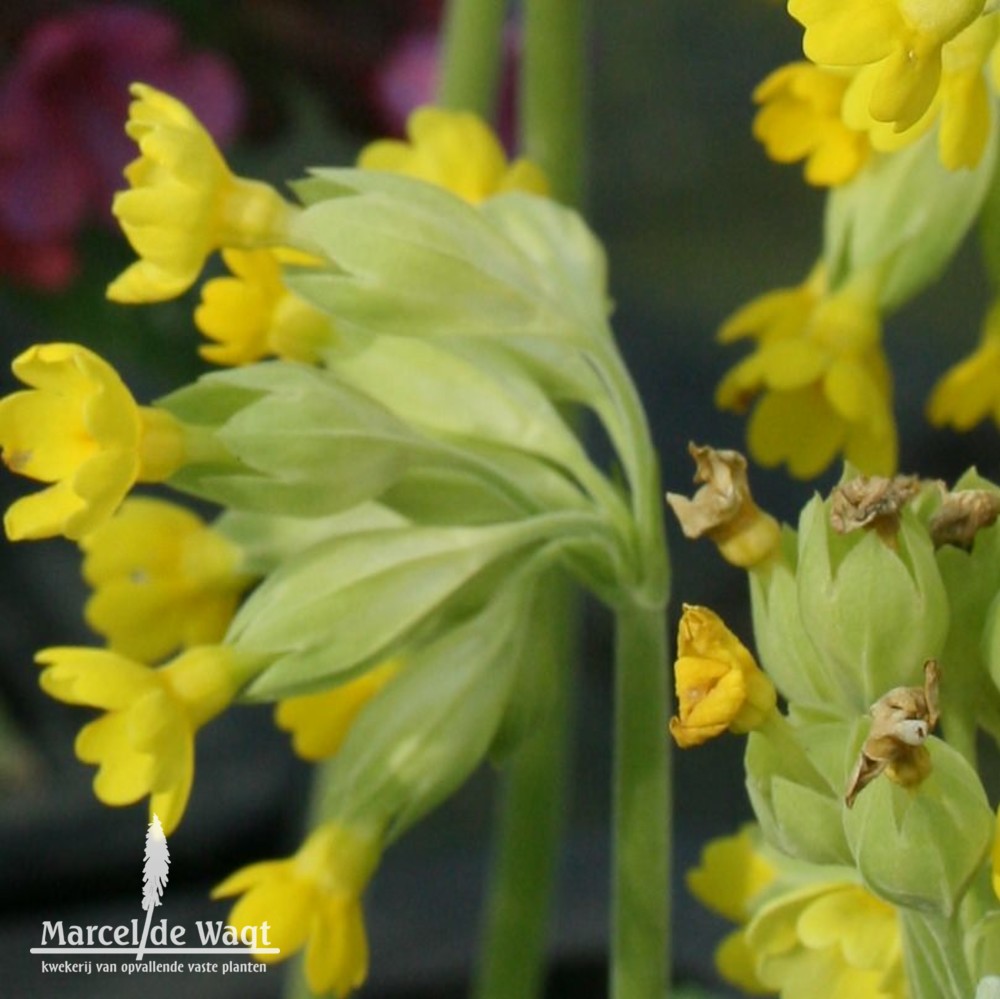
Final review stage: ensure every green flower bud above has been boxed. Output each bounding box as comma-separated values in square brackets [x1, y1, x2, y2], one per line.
[842, 736, 993, 915]
[795, 493, 949, 713]
[744, 711, 852, 866]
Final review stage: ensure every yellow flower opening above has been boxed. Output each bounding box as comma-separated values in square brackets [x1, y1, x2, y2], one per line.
[37, 644, 252, 834]
[716, 270, 897, 479]
[787, 0, 986, 132]
[752, 62, 870, 186]
[0, 343, 185, 541]
[689, 826, 906, 998]
[108, 83, 292, 304]
[357, 105, 549, 204]
[275, 659, 402, 761]
[194, 248, 333, 366]
[213, 821, 380, 997]
[80, 498, 253, 664]
[669, 604, 776, 748]
[927, 299, 1000, 430]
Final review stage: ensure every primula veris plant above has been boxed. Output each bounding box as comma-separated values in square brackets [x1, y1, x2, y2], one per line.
[721, 2, 1000, 478]
[669, 454, 1000, 997]
[1, 84, 670, 997]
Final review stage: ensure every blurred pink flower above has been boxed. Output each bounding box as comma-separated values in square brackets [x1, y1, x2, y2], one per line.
[0, 4, 245, 291]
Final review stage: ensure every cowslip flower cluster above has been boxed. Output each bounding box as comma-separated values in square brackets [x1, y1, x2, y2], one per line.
[1, 84, 669, 996]
[721, 2, 1000, 478]
[669, 452, 1000, 997]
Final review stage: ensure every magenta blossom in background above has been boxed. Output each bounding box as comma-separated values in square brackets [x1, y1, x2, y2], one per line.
[0, 3, 245, 291]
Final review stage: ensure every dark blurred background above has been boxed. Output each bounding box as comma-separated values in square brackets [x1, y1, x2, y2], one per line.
[0, 2, 995, 997]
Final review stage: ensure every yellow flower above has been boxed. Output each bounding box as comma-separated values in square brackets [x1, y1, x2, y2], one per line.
[195, 248, 333, 366]
[687, 826, 777, 994]
[275, 660, 401, 761]
[357, 105, 549, 204]
[788, 0, 986, 131]
[717, 272, 897, 479]
[0, 343, 185, 541]
[689, 826, 906, 998]
[927, 299, 1000, 430]
[37, 644, 255, 833]
[79, 498, 253, 663]
[843, 13, 999, 170]
[108, 83, 292, 303]
[752, 62, 870, 186]
[213, 821, 380, 997]
[669, 604, 776, 748]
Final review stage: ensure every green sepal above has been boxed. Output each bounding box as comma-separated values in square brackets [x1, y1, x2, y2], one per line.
[749, 528, 846, 708]
[842, 737, 994, 916]
[795, 493, 949, 713]
[233, 514, 594, 699]
[825, 124, 998, 312]
[745, 713, 852, 866]
[317, 574, 537, 840]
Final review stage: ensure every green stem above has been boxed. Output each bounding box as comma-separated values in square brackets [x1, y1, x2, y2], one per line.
[901, 909, 975, 998]
[521, 0, 588, 205]
[436, 0, 508, 116]
[612, 594, 671, 999]
[472, 571, 575, 999]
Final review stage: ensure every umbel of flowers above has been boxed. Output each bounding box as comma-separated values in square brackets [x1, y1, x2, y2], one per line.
[717, 0, 1000, 479]
[669, 447, 1000, 998]
[0, 84, 668, 996]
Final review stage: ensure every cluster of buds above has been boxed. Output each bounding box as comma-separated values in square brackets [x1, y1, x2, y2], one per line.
[668, 446, 1000, 997]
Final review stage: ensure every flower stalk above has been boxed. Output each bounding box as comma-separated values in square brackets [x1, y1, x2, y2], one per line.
[435, 0, 508, 117]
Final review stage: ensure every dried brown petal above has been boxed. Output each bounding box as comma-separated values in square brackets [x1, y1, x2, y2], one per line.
[929, 489, 1000, 549]
[665, 443, 780, 568]
[830, 474, 921, 537]
[844, 659, 940, 807]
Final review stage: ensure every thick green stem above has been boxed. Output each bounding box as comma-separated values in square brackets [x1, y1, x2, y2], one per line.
[612, 595, 671, 999]
[436, 0, 508, 116]
[472, 572, 575, 999]
[901, 909, 975, 999]
[521, 0, 588, 204]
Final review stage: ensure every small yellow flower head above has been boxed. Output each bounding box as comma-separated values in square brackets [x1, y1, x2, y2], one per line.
[275, 659, 401, 761]
[195, 248, 332, 366]
[927, 299, 1000, 430]
[108, 83, 292, 303]
[37, 644, 248, 833]
[752, 62, 870, 186]
[842, 13, 999, 170]
[746, 882, 906, 997]
[687, 826, 777, 993]
[717, 273, 897, 479]
[357, 105, 549, 204]
[80, 498, 252, 663]
[689, 825, 905, 997]
[669, 604, 777, 748]
[0, 343, 185, 541]
[213, 821, 380, 996]
[666, 443, 782, 568]
[788, 0, 986, 131]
